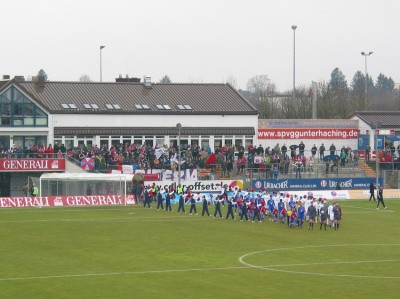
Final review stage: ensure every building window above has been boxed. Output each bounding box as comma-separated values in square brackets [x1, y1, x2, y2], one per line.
[156, 104, 172, 110]
[0, 86, 48, 127]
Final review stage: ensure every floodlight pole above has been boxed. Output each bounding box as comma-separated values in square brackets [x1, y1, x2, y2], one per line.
[176, 123, 182, 186]
[374, 122, 381, 189]
[361, 51, 373, 108]
[100, 45, 105, 82]
[292, 25, 297, 103]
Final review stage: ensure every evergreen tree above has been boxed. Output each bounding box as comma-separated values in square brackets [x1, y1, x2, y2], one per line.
[37, 69, 48, 81]
[159, 75, 172, 83]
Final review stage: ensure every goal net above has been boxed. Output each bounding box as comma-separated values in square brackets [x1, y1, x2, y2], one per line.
[39, 173, 132, 197]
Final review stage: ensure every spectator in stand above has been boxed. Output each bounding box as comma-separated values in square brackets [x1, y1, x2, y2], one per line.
[256, 144, 264, 155]
[289, 144, 297, 160]
[295, 158, 302, 179]
[205, 144, 212, 155]
[253, 153, 264, 173]
[281, 143, 287, 158]
[274, 143, 280, 155]
[237, 143, 245, 158]
[390, 143, 396, 157]
[273, 166, 279, 180]
[45, 144, 55, 158]
[298, 141, 305, 156]
[311, 144, 317, 160]
[265, 146, 270, 155]
[319, 143, 325, 161]
[22, 182, 29, 196]
[282, 154, 290, 174]
[236, 155, 246, 174]
[340, 149, 347, 167]
[54, 142, 60, 154]
[365, 144, 371, 161]
[329, 143, 336, 155]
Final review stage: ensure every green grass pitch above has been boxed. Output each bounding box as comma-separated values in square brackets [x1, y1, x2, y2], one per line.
[1, 199, 399, 299]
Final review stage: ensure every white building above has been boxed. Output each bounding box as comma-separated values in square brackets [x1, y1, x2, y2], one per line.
[0, 76, 258, 151]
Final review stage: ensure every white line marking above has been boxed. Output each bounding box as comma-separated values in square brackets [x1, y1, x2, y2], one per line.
[344, 205, 395, 212]
[260, 259, 400, 268]
[0, 266, 248, 282]
[0, 217, 201, 223]
[238, 244, 400, 279]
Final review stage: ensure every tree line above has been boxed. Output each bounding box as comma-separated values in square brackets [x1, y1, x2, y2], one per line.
[238, 69, 399, 119]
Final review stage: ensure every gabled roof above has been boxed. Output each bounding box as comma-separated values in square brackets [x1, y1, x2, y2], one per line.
[7, 80, 258, 115]
[0, 81, 8, 90]
[353, 111, 400, 128]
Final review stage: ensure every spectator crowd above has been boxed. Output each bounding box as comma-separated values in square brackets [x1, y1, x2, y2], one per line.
[1, 140, 399, 175]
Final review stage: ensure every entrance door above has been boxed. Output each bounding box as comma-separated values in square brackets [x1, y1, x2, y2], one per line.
[0, 173, 11, 197]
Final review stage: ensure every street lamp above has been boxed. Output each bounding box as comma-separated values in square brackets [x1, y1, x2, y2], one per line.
[361, 51, 373, 107]
[176, 123, 182, 187]
[100, 45, 105, 82]
[292, 25, 297, 103]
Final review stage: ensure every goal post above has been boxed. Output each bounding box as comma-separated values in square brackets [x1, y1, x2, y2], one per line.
[38, 173, 132, 207]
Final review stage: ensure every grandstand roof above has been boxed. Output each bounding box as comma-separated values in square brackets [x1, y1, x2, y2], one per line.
[1, 79, 258, 115]
[353, 111, 400, 128]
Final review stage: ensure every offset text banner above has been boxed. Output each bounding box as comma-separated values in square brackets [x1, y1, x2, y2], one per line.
[258, 129, 359, 139]
[145, 180, 244, 192]
[0, 158, 66, 172]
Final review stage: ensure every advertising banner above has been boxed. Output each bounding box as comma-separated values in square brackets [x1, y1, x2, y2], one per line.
[145, 180, 244, 193]
[259, 119, 358, 129]
[0, 158, 66, 172]
[0, 194, 136, 208]
[258, 128, 359, 140]
[252, 178, 383, 191]
[113, 167, 199, 181]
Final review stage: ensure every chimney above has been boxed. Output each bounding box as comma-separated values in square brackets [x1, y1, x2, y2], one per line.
[32, 75, 45, 87]
[14, 76, 25, 82]
[144, 76, 152, 88]
[115, 75, 141, 83]
[37, 75, 46, 87]
[2, 75, 11, 81]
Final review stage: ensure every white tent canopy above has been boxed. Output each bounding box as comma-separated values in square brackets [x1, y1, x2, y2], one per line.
[40, 172, 134, 181]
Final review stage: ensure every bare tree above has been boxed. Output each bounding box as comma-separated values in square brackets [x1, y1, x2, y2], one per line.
[225, 74, 238, 89]
[246, 75, 277, 118]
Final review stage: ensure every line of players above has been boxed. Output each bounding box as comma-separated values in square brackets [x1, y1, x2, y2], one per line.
[143, 185, 342, 230]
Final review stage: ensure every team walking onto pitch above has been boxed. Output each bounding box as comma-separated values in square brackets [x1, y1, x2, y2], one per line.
[139, 183, 345, 230]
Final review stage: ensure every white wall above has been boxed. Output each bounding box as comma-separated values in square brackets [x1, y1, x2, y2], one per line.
[53, 114, 258, 128]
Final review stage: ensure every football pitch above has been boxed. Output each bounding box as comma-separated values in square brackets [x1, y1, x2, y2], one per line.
[1, 199, 399, 299]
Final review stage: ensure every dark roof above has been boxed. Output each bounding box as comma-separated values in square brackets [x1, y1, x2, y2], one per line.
[0, 81, 8, 89]
[10, 80, 257, 115]
[54, 127, 255, 136]
[353, 111, 400, 128]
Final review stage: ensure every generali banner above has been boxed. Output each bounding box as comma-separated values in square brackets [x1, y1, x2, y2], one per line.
[0, 194, 137, 208]
[0, 158, 66, 172]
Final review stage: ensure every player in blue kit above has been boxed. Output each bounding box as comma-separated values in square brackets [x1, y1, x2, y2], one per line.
[297, 202, 306, 228]
[267, 197, 275, 221]
[288, 196, 296, 211]
[277, 199, 285, 214]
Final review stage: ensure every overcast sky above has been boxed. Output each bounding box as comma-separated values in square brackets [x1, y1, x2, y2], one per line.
[2, 0, 399, 91]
